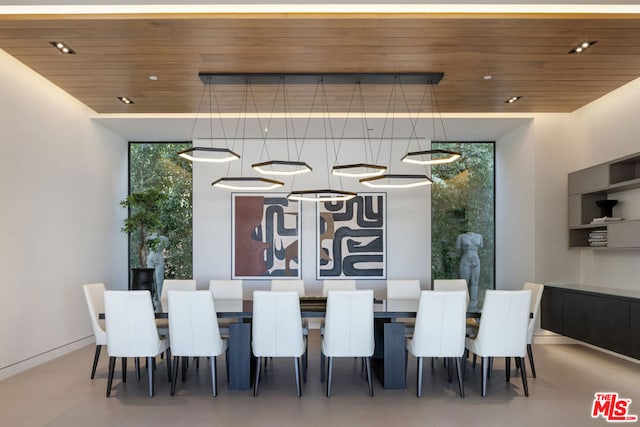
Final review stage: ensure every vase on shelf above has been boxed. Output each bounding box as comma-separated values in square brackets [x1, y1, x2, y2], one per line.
[595, 199, 618, 217]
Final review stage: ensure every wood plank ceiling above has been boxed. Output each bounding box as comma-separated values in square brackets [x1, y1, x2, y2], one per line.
[1, 12, 640, 114]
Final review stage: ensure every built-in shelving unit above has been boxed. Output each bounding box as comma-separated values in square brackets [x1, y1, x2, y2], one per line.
[568, 152, 640, 249]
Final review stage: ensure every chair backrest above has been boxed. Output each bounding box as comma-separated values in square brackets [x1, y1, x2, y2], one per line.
[104, 290, 164, 357]
[323, 290, 374, 357]
[251, 291, 305, 358]
[522, 282, 545, 342]
[322, 279, 356, 297]
[433, 279, 470, 306]
[83, 283, 107, 345]
[160, 279, 197, 312]
[410, 291, 467, 357]
[472, 290, 531, 357]
[271, 279, 306, 297]
[168, 290, 225, 357]
[209, 279, 243, 300]
[386, 279, 421, 300]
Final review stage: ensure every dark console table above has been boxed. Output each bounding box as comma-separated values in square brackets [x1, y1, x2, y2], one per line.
[540, 284, 640, 359]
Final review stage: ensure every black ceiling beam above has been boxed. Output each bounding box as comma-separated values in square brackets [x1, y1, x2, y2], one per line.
[198, 72, 444, 85]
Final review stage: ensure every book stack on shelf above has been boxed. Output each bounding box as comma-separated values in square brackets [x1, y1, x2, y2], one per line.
[588, 229, 608, 247]
[590, 216, 622, 224]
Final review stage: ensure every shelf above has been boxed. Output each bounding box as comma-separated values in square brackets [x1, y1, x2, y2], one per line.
[568, 152, 640, 249]
[569, 223, 609, 230]
[582, 177, 640, 196]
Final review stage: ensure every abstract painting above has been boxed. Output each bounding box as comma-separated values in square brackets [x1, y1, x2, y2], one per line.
[317, 193, 386, 279]
[232, 194, 300, 279]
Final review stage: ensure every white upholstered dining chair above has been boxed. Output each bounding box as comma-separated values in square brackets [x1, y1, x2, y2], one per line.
[405, 290, 467, 398]
[82, 282, 107, 379]
[104, 290, 171, 397]
[209, 279, 243, 300]
[160, 279, 197, 312]
[321, 290, 375, 397]
[465, 290, 531, 397]
[522, 282, 545, 378]
[168, 290, 228, 397]
[252, 291, 306, 397]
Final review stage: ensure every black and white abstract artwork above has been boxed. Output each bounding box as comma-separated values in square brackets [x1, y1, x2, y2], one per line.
[316, 193, 386, 279]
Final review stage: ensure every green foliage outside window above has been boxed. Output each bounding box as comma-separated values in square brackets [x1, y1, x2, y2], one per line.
[431, 142, 495, 306]
[128, 142, 193, 279]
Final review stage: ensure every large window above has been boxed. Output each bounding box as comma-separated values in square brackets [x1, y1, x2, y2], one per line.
[431, 142, 495, 310]
[128, 142, 193, 279]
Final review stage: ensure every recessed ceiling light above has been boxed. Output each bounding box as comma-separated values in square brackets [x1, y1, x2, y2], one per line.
[49, 41, 76, 54]
[505, 96, 522, 104]
[149, 75, 158, 81]
[569, 40, 597, 54]
[117, 97, 134, 105]
[483, 75, 493, 80]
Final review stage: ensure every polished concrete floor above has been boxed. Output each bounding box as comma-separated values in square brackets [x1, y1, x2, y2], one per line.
[1, 331, 639, 427]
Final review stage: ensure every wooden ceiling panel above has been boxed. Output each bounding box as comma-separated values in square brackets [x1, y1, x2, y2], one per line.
[1, 13, 640, 114]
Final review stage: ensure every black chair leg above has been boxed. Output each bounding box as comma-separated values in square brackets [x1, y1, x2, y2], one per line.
[505, 357, 511, 382]
[253, 357, 262, 397]
[211, 356, 218, 397]
[147, 356, 155, 397]
[171, 356, 180, 396]
[488, 357, 493, 379]
[134, 357, 141, 381]
[326, 357, 333, 397]
[182, 356, 188, 382]
[122, 357, 127, 383]
[527, 344, 537, 378]
[481, 356, 488, 397]
[303, 338, 308, 383]
[294, 357, 302, 397]
[447, 357, 454, 383]
[166, 349, 172, 383]
[320, 352, 325, 383]
[519, 357, 529, 397]
[416, 357, 423, 398]
[455, 357, 465, 398]
[91, 345, 102, 379]
[365, 357, 373, 397]
[106, 356, 116, 397]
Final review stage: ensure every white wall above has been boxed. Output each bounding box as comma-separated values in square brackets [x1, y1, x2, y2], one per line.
[0, 49, 128, 379]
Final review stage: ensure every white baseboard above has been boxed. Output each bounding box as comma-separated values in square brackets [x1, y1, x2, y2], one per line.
[0, 336, 94, 381]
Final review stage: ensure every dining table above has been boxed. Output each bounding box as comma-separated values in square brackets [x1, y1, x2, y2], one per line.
[213, 297, 424, 390]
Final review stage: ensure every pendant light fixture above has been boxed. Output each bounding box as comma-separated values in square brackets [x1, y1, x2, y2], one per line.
[359, 75, 434, 189]
[401, 81, 461, 167]
[331, 79, 387, 179]
[208, 76, 284, 191]
[287, 76, 357, 203]
[251, 76, 312, 176]
[178, 75, 240, 163]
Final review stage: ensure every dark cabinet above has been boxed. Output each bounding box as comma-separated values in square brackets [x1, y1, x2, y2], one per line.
[630, 302, 640, 359]
[541, 285, 638, 359]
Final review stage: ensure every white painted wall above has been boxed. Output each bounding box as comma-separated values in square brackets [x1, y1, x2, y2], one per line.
[495, 119, 536, 289]
[0, 49, 128, 379]
[569, 77, 640, 291]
